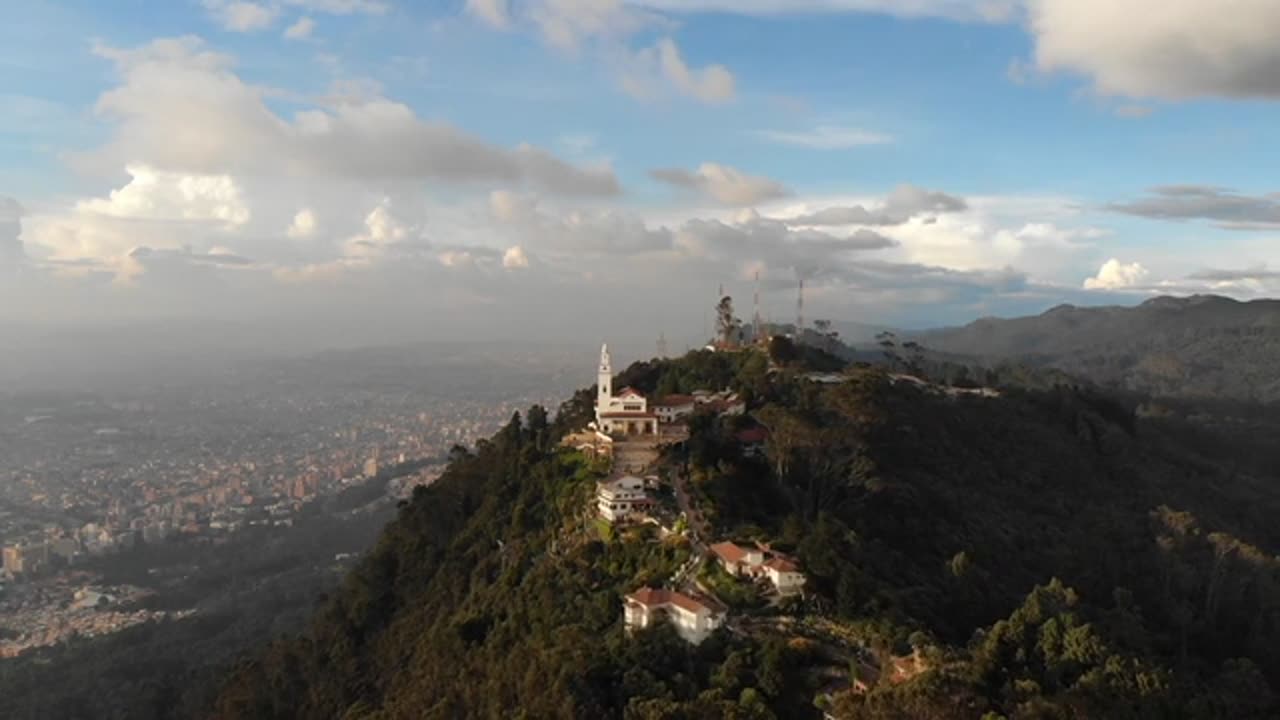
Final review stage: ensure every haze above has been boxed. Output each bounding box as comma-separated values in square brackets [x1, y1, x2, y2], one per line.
[4, 0, 1280, 386]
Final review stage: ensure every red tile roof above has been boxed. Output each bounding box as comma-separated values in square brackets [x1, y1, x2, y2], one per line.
[735, 427, 769, 444]
[654, 395, 696, 407]
[710, 541, 752, 565]
[626, 587, 715, 615]
[764, 556, 800, 573]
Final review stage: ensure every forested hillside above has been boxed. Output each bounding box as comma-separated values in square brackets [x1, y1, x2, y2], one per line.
[919, 295, 1280, 402]
[209, 347, 1280, 719]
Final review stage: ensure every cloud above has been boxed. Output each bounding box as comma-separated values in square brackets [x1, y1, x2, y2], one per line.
[650, 163, 790, 206]
[674, 214, 896, 280]
[1030, 0, 1280, 99]
[527, 0, 664, 52]
[202, 1, 278, 32]
[282, 0, 385, 13]
[343, 202, 408, 260]
[287, 208, 318, 239]
[630, 0, 1018, 22]
[1084, 258, 1148, 290]
[464, 2, 732, 104]
[78, 165, 251, 227]
[83, 37, 620, 197]
[284, 17, 315, 39]
[653, 37, 735, 104]
[0, 197, 25, 265]
[787, 184, 967, 226]
[1107, 186, 1280, 230]
[503, 245, 530, 268]
[756, 125, 893, 149]
[1186, 267, 1280, 282]
[21, 166, 257, 277]
[204, 0, 385, 31]
[467, 0, 511, 28]
[489, 192, 674, 255]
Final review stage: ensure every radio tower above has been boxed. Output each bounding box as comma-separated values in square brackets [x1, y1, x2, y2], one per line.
[752, 270, 762, 342]
[657, 332, 668, 358]
[796, 278, 805, 336]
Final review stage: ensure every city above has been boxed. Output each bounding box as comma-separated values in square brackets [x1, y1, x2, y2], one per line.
[0, 342, 583, 657]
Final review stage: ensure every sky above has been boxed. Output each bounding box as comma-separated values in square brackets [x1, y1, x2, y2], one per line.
[3, 0, 1280, 359]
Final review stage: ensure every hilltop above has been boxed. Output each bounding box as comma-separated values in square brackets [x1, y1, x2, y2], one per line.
[918, 295, 1280, 402]
[194, 341, 1280, 719]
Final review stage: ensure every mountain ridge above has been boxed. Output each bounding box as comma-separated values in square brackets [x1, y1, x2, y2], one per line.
[916, 294, 1280, 402]
[203, 346, 1280, 719]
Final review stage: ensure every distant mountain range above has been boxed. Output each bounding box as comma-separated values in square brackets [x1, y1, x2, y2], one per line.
[918, 295, 1280, 402]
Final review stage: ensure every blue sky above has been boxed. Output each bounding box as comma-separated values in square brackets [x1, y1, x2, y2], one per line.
[3, 0, 1280, 351]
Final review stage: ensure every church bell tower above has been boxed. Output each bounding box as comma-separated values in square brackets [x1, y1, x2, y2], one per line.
[597, 343, 613, 425]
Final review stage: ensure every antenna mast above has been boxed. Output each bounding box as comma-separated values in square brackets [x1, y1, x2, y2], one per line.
[657, 332, 668, 358]
[796, 278, 805, 335]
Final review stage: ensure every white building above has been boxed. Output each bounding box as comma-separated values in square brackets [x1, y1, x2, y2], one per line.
[710, 541, 765, 576]
[624, 587, 725, 644]
[595, 345, 659, 437]
[652, 395, 697, 423]
[597, 475, 653, 523]
[763, 557, 807, 596]
[709, 541, 806, 595]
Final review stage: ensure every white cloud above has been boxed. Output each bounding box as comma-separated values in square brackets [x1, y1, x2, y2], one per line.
[23, 167, 253, 276]
[202, 1, 278, 32]
[654, 37, 734, 104]
[0, 196, 24, 265]
[785, 184, 967, 226]
[343, 202, 408, 259]
[756, 125, 893, 149]
[465, 2, 733, 103]
[282, 0, 385, 13]
[466, 0, 512, 29]
[78, 165, 250, 227]
[630, 0, 1018, 22]
[1030, 0, 1280, 99]
[287, 208, 318, 238]
[650, 163, 790, 206]
[84, 37, 619, 196]
[284, 16, 316, 39]
[503, 245, 530, 268]
[529, 0, 662, 52]
[1084, 258, 1149, 290]
[199, 0, 385, 34]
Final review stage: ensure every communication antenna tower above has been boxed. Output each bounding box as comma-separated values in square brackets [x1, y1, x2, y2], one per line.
[796, 278, 805, 335]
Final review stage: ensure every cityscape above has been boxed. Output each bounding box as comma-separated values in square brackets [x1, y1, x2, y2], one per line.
[0, 342, 584, 657]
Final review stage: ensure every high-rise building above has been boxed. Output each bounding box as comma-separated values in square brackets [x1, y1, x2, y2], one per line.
[2, 546, 23, 575]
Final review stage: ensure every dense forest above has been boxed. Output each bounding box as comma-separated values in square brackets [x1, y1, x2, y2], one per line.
[920, 294, 1280, 403]
[199, 344, 1280, 719]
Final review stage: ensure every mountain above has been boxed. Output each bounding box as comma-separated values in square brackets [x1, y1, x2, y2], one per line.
[203, 347, 1280, 719]
[917, 295, 1280, 402]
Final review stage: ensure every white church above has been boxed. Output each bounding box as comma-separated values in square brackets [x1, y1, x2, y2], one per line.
[594, 344, 660, 437]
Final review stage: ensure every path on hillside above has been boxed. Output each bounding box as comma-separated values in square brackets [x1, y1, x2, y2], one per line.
[670, 466, 714, 592]
[672, 467, 710, 554]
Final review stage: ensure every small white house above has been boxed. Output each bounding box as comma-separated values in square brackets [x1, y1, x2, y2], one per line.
[710, 541, 765, 577]
[763, 557, 806, 595]
[624, 587, 725, 645]
[652, 395, 697, 423]
[597, 475, 652, 523]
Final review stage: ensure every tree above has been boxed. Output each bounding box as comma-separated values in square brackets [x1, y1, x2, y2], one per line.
[814, 319, 841, 353]
[717, 296, 742, 349]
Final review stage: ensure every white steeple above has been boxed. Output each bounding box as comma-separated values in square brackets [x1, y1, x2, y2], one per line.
[597, 343, 613, 425]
